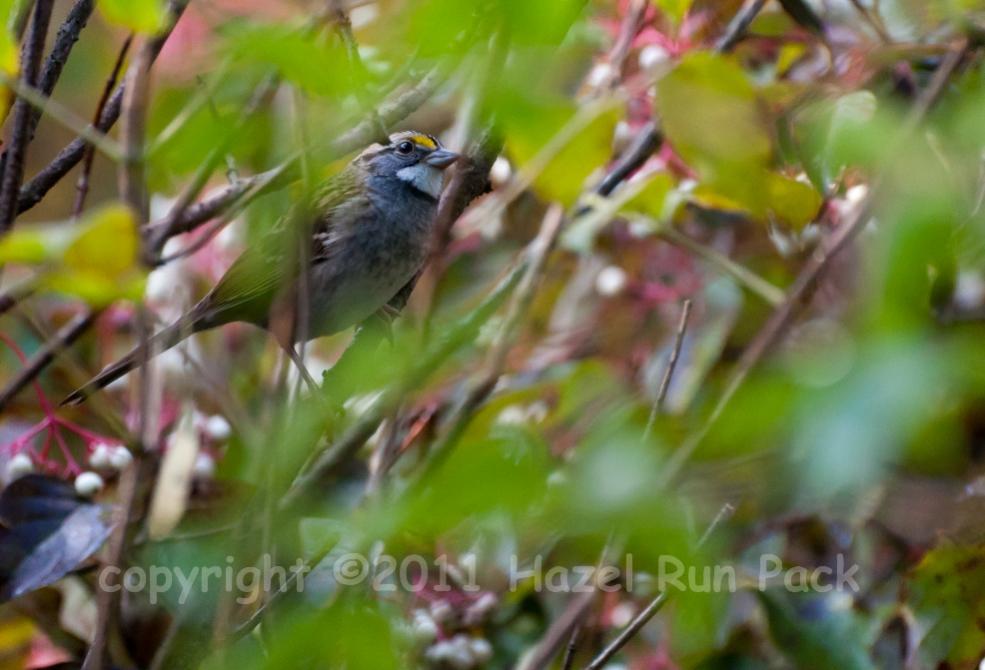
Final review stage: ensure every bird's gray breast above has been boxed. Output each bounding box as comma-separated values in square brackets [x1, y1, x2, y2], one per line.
[304, 182, 436, 336]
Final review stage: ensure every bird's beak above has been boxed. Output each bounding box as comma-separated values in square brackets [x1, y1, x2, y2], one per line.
[425, 149, 459, 169]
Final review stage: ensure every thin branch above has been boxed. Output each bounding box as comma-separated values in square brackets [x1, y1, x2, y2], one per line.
[848, 0, 892, 42]
[716, 0, 769, 52]
[74, 35, 132, 218]
[643, 298, 692, 440]
[594, 121, 661, 198]
[607, 0, 649, 81]
[412, 206, 565, 487]
[584, 504, 735, 670]
[519, 542, 616, 670]
[328, 0, 387, 143]
[0, 309, 95, 413]
[15, 0, 189, 216]
[658, 226, 785, 306]
[83, 31, 160, 670]
[522, 590, 597, 670]
[0, 277, 35, 316]
[560, 623, 583, 670]
[31, 0, 96, 137]
[118, 39, 153, 224]
[0, 72, 125, 160]
[145, 75, 279, 257]
[0, 0, 55, 232]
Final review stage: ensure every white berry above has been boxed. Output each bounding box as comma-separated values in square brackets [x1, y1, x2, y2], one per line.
[193, 453, 216, 480]
[5, 453, 34, 482]
[89, 443, 112, 469]
[203, 415, 232, 441]
[108, 446, 133, 470]
[469, 637, 493, 663]
[74, 471, 104, 496]
[411, 610, 438, 643]
[596, 266, 628, 297]
[429, 599, 454, 624]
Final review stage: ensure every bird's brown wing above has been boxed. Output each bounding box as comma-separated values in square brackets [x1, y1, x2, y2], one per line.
[195, 163, 368, 328]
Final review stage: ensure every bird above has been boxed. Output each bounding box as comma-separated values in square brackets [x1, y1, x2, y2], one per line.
[63, 131, 459, 405]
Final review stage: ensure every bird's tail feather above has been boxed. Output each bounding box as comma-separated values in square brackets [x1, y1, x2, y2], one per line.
[61, 318, 196, 406]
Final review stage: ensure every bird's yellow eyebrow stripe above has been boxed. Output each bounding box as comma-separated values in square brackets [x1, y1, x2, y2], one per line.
[410, 134, 437, 150]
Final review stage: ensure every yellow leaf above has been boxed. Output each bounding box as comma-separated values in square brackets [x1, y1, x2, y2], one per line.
[99, 0, 167, 34]
[46, 204, 147, 306]
[0, 26, 18, 76]
[766, 173, 822, 228]
[63, 204, 140, 280]
[0, 229, 49, 264]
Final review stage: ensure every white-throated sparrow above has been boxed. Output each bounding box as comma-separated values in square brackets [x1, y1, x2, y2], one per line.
[64, 131, 458, 404]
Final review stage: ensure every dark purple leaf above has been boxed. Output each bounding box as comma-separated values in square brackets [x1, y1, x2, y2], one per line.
[0, 475, 114, 602]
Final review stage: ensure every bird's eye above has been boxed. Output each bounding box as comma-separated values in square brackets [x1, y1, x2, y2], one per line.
[395, 141, 414, 155]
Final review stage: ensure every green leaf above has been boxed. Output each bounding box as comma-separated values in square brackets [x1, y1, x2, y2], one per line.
[623, 172, 677, 219]
[655, 0, 694, 25]
[657, 52, 794, 220]
[907, 543, 985, 667]
[220, 21, 351, 98]
[657, 52, 771, 169]
[98, 0, 167, 34]
[766, 173, 822, 228]
[759, 590, 877, 670]
[503, 95, 618, 206]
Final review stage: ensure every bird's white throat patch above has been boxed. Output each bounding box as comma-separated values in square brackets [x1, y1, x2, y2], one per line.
[396, 163, 444, 198]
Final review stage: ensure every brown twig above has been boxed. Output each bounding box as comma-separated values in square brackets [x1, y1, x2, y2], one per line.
[0, 0, 95, 163]
[0, 278, 35, 316]
[607, 0, 649, 80]
[73, 35, 133, 218]
[642, 298, 692, 440]
[521, 590, 597, 670]
[145, 75, 279, 257]
[0, 310, 96, 413]
[83, 31, 160, 670]
[519, 542, 617, 670]
[328, 0, 387, 143]
[848, 0, 892, 42]
[0, 0, 55, 232]
[561, 623, 584, 670]
[15, 0, 189, 217]
[715, 0, 766, 53]
[584, 504, 735, 670]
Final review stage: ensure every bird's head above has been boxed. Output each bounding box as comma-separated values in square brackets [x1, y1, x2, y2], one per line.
[357, 131, 459, 199]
